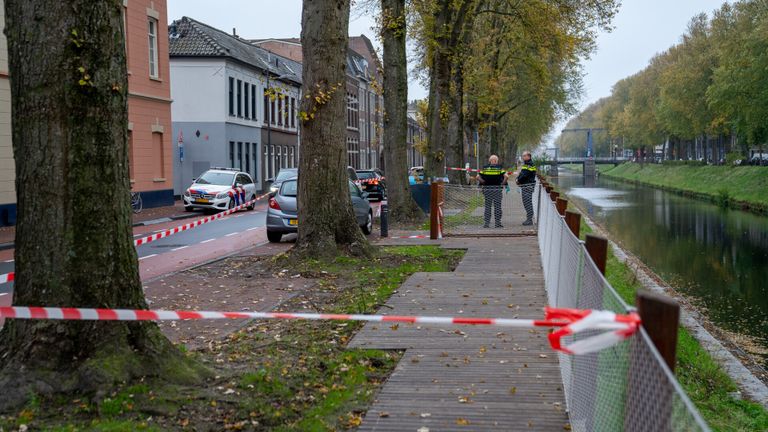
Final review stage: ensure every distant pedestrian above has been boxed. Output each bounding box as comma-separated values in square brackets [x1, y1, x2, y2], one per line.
[516, 151, 537, 225]
[478, 155, 507, 228]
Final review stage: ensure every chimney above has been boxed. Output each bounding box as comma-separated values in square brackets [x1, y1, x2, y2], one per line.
[232, 28, 238, 37]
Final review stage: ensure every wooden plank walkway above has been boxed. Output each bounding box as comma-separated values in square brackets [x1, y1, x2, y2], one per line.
[350, 237, 569, 431]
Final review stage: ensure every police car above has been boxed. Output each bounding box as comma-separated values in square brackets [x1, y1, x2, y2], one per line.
[183, 168, 257, 212]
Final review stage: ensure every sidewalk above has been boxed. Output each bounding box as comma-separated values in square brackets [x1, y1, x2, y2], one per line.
[350, 235, 569, 431]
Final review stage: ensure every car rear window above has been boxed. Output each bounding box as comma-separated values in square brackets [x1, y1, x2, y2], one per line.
[357, 171, 376, 179]
[276, 169, 298, 182]
[280, 180, 298, 197]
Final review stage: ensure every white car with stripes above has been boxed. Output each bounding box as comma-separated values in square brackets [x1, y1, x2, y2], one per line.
[183, 168, 257, 212]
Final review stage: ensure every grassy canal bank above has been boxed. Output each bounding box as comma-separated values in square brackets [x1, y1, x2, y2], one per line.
[599, 163, 768, 214]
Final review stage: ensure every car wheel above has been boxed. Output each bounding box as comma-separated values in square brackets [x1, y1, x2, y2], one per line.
[247, 195, 256, 210]
[184, 205, 194, 212]
[267, 230, 282, 243]
[361, 210, 373, 235]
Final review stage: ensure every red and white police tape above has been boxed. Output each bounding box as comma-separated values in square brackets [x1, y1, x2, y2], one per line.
[0, 272, 13, 284]
[0, 306, 639, 355]
[133, 191, 270, 247]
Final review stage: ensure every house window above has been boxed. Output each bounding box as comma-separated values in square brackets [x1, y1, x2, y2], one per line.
[228, 77, 234, 116]
[272, 145, 278, 177]
[271, 99, 276, 125]
[278, 98, 283, 127]
[347, 92, 359, 130]
[290, 98, 296, 128]
[152, 132, 164, 178]
[148, 18, 159, 78]
[251, 85, 257, 121]
[238, 142, 243, 171]
[264, 95, 272, 123]
[229, 141, 235, 168]
[245, 143, 250, 173]
[282, 146, 288, 168]
[244, 84, 249, 119]
[261, 146, 272, 178]
[290, 147, 295, 168]
[276, 146, 282, 170]
[237, 80, 242, 117]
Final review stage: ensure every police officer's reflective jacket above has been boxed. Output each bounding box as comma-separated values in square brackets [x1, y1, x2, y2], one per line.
[479, 164, 507, 186]
[517, 162, 537, 185]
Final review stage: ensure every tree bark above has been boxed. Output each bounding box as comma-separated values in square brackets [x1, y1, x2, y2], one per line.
[0, 0, 197, 410]
[297, 0, 370, 257]
[381, 0, 423, 223]
[425, 1, 452, 180]
[424, 0, 477, 184]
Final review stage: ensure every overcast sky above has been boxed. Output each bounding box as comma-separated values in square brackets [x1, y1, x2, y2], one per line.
[168, 0, 731, 142]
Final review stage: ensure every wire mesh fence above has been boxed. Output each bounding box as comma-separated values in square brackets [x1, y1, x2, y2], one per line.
[537, 184, 710, 432]
[439, 183, 539, 236]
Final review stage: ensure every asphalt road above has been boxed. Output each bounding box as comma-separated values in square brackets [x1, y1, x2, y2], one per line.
[0, 200, 381, 304]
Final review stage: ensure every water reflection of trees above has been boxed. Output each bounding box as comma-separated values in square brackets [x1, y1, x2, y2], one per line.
[593, 182, 768, 340]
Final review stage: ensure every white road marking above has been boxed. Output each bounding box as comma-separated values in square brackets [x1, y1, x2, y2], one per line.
[200, 239, 215, 244]
[139, 254, 158, 261]
[247, 227, 259, 231]
[3, 260, 13, 263]
[171, 246, 189, 252]
[225, 232, 239, 237]
[0, 293, 8, 296]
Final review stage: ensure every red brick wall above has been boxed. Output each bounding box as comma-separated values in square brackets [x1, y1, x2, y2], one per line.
[125, 0, 172, 195]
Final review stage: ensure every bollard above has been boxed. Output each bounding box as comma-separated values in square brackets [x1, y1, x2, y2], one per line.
[380, 202, 389, 238]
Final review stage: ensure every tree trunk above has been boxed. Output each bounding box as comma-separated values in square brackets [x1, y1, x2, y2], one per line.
[0, 0, 197, 410]
[445, 62, 466, 184]
[381, 0, 423, 223]
[425, 2, 451, 180]
[297, 0, 370, 257]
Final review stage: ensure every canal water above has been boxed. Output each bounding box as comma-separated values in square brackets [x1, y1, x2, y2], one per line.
[552, 169, 768, 364]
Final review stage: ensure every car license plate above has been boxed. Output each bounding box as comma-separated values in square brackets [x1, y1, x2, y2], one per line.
[289, 219, 298, 226]
[195, 198, 210, 204]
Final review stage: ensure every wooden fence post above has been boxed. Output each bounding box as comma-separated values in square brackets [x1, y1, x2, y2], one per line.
[565, 210, 581, 237]
[584, 235, 608, 274]
[625, 291, 680, 431]
[556, 197, 568, 216]
[429, 181, 439, 240]
[636, 290, 680, 371]
[549, 191, 559, 202]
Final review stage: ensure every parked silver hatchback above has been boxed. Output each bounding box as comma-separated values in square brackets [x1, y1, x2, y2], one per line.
[266, 178, 373, 243]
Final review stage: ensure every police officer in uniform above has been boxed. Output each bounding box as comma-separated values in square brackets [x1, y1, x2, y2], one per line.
[516, 151, 537, 225]
[478, 155, 507, 228]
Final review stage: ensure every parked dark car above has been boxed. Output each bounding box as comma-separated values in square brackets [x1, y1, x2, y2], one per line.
[356, 170, 386, 201]
[267, 168, 298, 196]
[266, 179, 373, 243]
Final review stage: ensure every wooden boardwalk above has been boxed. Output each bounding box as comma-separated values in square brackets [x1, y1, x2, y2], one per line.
[350, 237, 569, 431]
